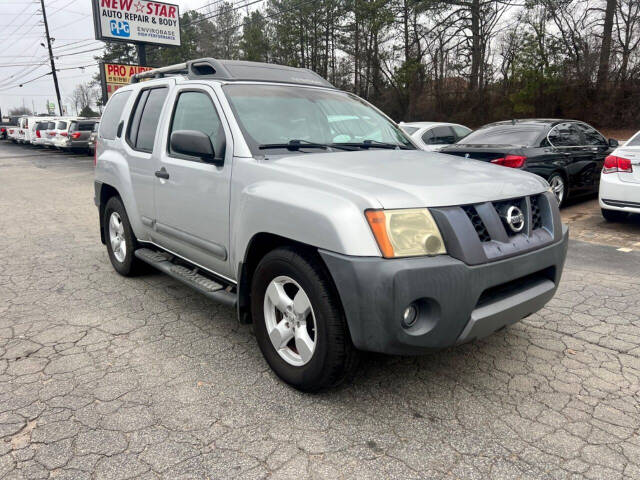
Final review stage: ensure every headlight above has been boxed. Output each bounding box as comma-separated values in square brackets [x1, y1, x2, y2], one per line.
[365, 208, 446, 258]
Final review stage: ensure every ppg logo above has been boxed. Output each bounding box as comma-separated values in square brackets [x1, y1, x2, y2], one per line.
[109, 20, 130, 38]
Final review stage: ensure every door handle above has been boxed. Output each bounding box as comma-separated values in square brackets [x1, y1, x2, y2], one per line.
[155, 167, 170, 179]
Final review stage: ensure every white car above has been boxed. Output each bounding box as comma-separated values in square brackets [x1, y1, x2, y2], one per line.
[31, 120, 52, 146]
[399, 121, 472, 151]
[599, 130, 640, 221]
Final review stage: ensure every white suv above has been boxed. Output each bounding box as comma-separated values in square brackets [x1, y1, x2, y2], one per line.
[599, 130, 640, 221]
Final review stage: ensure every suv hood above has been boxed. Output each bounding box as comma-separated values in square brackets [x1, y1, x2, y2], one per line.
[267, 150, 548, 208]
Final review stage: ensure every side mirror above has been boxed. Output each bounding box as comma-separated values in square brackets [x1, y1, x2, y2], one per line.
[170, 130, 221, 165]
[608, 138, 619, 147]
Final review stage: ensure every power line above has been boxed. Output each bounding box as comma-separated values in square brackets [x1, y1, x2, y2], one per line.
[185, 0, 265, 27]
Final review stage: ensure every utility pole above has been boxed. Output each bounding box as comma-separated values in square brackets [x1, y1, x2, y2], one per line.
[40, 0, 62, 116]
[136, 44, 147, 66]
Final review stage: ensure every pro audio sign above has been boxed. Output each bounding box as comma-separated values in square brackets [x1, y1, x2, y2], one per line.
[91, 0, 181, 47]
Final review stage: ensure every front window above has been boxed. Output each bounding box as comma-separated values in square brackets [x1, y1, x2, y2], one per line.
[223, 84, 414, 155]
[458, 124, 545, 146]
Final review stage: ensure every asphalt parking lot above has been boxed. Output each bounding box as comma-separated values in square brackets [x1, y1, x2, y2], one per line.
[1, 141, 639, 480]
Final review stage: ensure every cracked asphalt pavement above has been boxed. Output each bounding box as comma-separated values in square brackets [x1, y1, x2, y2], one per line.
[1, 141, 639, 479]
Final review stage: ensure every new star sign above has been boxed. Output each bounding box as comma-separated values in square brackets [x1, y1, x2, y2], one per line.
[92, 0, 181, 47]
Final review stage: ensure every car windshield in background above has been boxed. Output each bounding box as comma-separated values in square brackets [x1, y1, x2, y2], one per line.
[223, 84, 414, 155]
[626, 134, 640, 147]
[457, 124, 545, 146]
[402, 126, 420, 135]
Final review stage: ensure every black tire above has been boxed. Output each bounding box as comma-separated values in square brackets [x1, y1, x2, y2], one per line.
[251, 247, 358, 392]
[103, 196, 144, 276]
[601, 208, 628, 222]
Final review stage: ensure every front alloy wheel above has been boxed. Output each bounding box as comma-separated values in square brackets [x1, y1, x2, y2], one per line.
[264, 275, 317, 366]
[549, 174, 565, 206]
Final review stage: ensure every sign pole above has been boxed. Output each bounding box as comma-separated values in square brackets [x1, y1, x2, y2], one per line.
[40, 0, 63, 116]
[136, 44, 147, 66]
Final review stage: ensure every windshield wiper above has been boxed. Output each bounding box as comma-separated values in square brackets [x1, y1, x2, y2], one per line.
[259, 139, 327, 151]
[259, 139, 358, 152]
[337, 139, 412, 150]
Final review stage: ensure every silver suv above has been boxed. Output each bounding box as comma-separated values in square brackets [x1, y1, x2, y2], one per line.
[94, 58, 568, 391]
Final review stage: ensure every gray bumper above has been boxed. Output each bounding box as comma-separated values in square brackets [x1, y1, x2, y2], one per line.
[320, 225, 569, 355]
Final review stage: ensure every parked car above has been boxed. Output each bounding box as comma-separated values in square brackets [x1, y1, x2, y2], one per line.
[0, 116, 19, 140]
[94, 58, 568, 391]
[399, 121, 472, 151]
[31, 121, 52, 147]
[599, 130, 640, 221]
[15, 116, 29, 143]
[87, 121, 100, 156]
[441, 119, 617, 206]
[42, 120, 59, 147]
[58, 119, 98, 151]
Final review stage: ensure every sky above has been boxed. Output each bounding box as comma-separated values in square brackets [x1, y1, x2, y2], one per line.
[0, 0, 203, 116]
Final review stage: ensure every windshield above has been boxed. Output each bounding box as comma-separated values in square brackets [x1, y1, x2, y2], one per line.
[458, 124, 545, 146]
[401, 126, 420, 135]
[626, 132, 640, 147]
[223, 84, 413, 155]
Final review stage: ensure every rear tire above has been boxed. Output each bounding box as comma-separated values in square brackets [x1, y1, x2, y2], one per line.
[601, 208, 628, 222]
[251, 247, 358, 391]
[103, 196, 144, 276]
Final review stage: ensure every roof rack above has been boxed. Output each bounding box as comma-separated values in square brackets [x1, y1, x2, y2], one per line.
[130, 58, 334, 88]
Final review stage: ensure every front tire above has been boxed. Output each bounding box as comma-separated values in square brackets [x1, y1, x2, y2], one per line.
[103, 196, 144, 276]
[601, 208, 628, 222]
[251, 247, 358, 391]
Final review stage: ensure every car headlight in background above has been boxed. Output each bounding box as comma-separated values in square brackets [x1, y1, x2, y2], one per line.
[365, 208, 446, 258]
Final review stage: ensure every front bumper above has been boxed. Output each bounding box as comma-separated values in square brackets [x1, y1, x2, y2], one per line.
[320, 225, 568, 355]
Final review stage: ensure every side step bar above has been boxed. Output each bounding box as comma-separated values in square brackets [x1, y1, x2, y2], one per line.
[134, 248, 237, 307]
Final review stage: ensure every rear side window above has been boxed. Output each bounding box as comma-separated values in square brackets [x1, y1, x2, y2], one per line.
[575, 123, 606, 146]
[168, 91, 224, 159]
[127, 87, 168, 152]
[100, 90, 132, 140]
[548, 123, 582, 147]
[56, 121, 67, 130]
[69, 122, 78, 132]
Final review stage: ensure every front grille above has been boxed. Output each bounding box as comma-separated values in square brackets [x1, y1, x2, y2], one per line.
[530, 195, 542, 230]
[462, 205, 491, 242]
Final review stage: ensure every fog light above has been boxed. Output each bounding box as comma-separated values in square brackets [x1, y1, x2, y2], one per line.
[402, 304, 418, 328]
[424, 234, 442, 255]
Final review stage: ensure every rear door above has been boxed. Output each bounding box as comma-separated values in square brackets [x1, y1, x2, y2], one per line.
[575, 122, 610, 190]
[547, 122, 593, 195]
[123, 84, 171, 234]
[153, 84, 233, 278]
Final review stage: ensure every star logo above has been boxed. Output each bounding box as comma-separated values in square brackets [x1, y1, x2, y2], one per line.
[134, 1, 145, 13]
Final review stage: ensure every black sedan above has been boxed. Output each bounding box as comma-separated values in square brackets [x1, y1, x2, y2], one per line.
[441, 119, 619, 206]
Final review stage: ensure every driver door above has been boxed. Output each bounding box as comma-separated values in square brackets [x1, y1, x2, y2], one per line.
[153, 85, 234, 278]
